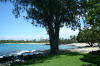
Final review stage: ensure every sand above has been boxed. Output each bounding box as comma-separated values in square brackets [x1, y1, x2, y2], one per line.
[67, 43, 99, 53]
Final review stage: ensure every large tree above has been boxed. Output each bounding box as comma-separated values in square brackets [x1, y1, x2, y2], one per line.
[86, 0, 100, 44]
[0, 0, 85, 54]
[77, 0, 100, 47]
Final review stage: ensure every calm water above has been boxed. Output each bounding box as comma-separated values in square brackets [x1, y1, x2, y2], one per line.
[0, 44, 77, 56]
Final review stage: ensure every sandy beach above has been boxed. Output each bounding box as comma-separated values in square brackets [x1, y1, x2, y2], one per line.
[67, 43, 99, 53]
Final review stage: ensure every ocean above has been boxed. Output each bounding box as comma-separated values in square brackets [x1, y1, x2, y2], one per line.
[0, 44, 78, 56]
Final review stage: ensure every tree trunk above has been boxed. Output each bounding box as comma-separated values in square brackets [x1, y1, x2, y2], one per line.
[49, 33, 59, 54]
[48, 21, 60, 54]
[48, 29, 59, 54]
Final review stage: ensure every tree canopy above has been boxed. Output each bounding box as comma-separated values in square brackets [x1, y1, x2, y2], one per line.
[86, 0, 100, 44]
[77, 0, 100, 47]
[0, 0, 86, 54]
[87, 0, 100, 28]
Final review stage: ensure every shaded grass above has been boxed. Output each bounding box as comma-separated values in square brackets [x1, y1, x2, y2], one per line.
[11, 52, 100, 66]
[81, 54, 100, 66]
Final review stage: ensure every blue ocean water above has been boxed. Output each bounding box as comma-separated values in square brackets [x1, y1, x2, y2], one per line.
[0, 44, 77, 56]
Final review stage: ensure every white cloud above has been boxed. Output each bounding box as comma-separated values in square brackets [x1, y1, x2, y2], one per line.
[60, 27, 79, 39]
[32, 31, 49, 40]
[0, 27, 79, 40]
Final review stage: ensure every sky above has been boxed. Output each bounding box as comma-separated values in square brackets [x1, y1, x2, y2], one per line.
[0, 2, 80, 40]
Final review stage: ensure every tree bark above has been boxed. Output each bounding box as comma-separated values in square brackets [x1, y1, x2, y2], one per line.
[48, 21, 60, 54]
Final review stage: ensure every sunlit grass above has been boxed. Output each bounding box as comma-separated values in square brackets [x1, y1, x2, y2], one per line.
[11, 52, 100, 66]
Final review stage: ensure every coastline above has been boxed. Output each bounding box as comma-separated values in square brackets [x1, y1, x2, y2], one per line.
[0, 43, 89, 45]
[0, 43, 50, 44]
[0, 43, 99, 53]
[0, 43, 99, 65]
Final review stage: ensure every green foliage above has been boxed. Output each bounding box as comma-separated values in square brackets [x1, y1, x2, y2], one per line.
[36, 39, 49, 43]
[59, 36, 78, 44]
[0, 0, 86, 29]
[84, 0, 100, 45]
[70, 35, 78, 43]
[0, 37, 78, 44]
[0, 39, 49, 43]
[87, 0, 100, 29]
[9, 0, 82, 29]
[77, 28, 100, 46]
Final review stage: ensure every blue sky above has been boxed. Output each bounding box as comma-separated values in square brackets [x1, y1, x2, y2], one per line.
[0, 2, 80, 40]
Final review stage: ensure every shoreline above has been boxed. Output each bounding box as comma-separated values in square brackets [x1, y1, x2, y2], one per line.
[0, 43, 87, 45]
[0, 43, 50, 44]
[0, 43, 99, 53]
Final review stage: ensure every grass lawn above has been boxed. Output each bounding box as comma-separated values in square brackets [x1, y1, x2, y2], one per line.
[11, 52, 100, 66]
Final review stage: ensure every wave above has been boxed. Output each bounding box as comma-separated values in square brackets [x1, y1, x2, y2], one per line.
[0, 49, 43, 59]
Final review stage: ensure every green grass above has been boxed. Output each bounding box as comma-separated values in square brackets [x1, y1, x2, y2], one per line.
[11, 52, 100, 66]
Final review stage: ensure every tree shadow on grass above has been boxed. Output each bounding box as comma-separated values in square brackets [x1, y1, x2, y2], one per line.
[81, 54, 100, 66]
[11, 51, 84, 66]
[59, 50, 85, 56]
[11, 51, 100, 66]
[11, 53, 61, 66]
[61, 51, 100, 66]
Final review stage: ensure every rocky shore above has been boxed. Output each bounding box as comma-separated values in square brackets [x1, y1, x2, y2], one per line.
[0, 50, 48, 66]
